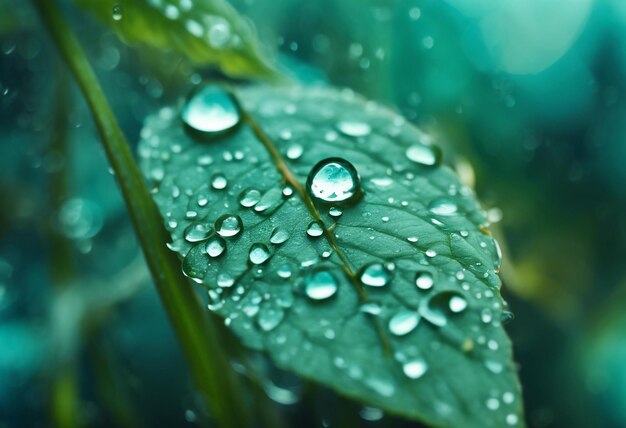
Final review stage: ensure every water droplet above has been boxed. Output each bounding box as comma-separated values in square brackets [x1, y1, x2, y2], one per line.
[359, 407, 384, 422]
[239, 188, 261, 207]
[58, 198, 103, 239]
[306, 221, 324, 237]
[486, 398, 500, 410]
[419, 291, 468, 327]
[388, 311, 420, 336]
[277, 264, 293, 279]
[306, 158, 362, 205]
[406, 144, 441, 167]
[181, 85, 240, 136]
[337, 120, 371, 137]
[215, 214, 242, 237]
[249, 243, 271, 265]
[429, 198, 458, 216]
[286, 144, 303, 160]
[425, 249, 437, 258]
[205, 236, 226, 258]
[217, 273, 235, 287]
[305, 271, 338, 300]
[112, 4, 123, 21]
[415, 271, 434, 290]
[329, 207, 343, 217]
[270, 228, 290, 245]
[254, 188, 283, 213]
[506, 414, 519, 426]
[184, 222, 213, 242]
[403, 358, 428, 379]
[211, 173, 228, 190]
[258, 306, 284, 331]
[359, 263, 392, 287]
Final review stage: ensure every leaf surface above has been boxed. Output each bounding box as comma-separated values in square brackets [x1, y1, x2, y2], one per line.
[74, 0, 276, 79]
[139, 85, 525, 428]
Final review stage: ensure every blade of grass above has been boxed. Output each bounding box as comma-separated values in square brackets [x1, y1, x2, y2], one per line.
[33, 1, 250, 426]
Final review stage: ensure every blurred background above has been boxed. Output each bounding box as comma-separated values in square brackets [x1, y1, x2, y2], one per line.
[1, 0, 626, 427]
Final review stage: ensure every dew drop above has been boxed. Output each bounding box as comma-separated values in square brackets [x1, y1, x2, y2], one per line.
[217, 272, 235, 288]
[305, 271, 338, 300]
[406, 144, 442, 167]
[306, 221, 324, 237]
[359, 263, 392, 287]
[429, 198, 458, 216]
[388, 311, 420, 336]
[249, 243, 271, 265]
[112, 4, 123, 21]
[337, 120, 371, 137]
[258, 307, 284, 332]
[329, 207, 343, 217]
[239, 188, 261, 207]
[211, 173, 228, 190]
[184, 222, 213, 242]
[181, 85, 240, 136]
[403, 358, 428, 379]
[419, 291, 468, 327]
[415, 271, 434, 290]
[215, 214, 242, 237]
[270, 228, 290, 245]
[205, 236, 226, 258]
[306, 158, 362, 205]
[277, 264, 293, 279]
[286, 144, 303, 160]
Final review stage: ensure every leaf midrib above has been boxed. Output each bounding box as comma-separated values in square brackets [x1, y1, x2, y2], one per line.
[237, 97, 394, 356]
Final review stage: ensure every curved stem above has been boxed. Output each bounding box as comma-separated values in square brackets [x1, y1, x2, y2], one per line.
[33, 1, 250, 427]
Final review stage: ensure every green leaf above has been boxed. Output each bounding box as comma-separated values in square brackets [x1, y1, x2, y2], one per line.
[139, 85, 525, 428]
[74, 0, 277, 79]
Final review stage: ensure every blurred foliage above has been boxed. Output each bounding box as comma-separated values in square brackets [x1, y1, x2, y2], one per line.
[1, 0, 626, 427]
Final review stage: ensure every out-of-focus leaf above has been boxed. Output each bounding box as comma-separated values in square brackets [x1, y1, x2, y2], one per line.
[74, 0, 277, 80]
[139, 84, 524, 427]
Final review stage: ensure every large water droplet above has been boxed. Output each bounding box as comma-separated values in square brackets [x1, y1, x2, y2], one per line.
[205, 236, 226, 258]
[388, 311, 420, 336]
[239, 188, 261, 208]
[181, 85, 240, 136]
[337, 120, 371, 137]
[184, 222, 214, 242]
[306, 221, 324, 237]
[249, 243, 271, 265]
[211, 173, 228, 190]
[215, 214, 242, 237]
[419, 291, 468, 327]
[270, 228, 290, 245]
[305, 271, 338, 300]
[415, 271, 434, 290]
[428, 198, 458, 216]
[359, 263, 392, 287]
[307, 158, 362, 205]
[406, 144, 441, 167]
[402, 358, 428, 379]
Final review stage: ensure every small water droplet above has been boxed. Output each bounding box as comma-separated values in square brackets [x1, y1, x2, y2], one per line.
[305, 271, 338, 300]
[415, 271, 434, 290]
[429, 198, 458, 216]
[419, 291, 468, 327]
[239, 188, 261, 207]
[258, 306, 284, 331]
[249, 243, 271, 265]
[486, 398, 500, 410]
[215, 214, 242, 237]
[389, 311, 420, 336]
[286, 144, 303, 160]
[306, 221, 324, 237]
[337, 120, 371, 137]
[184, 222, 214, 242]
[506, 414, 519, 426]
[112, 4, 123, 21]
[205, 236, 226, 258]
[217, 272, 235, 287]
[277, 264, 293, 279]
[181, 85, 240, 136]
[406, 144, 441, 167]
[359, 263, 392, 287]
[327, 207, 342, 218]
[270, 228, 290, 245]
[211, 173, 228, 190]
[403, 358, 428, 379]
[307, 158, 362, 205]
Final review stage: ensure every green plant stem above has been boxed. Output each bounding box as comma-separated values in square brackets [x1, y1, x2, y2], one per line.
[33, 1, 250, 427]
